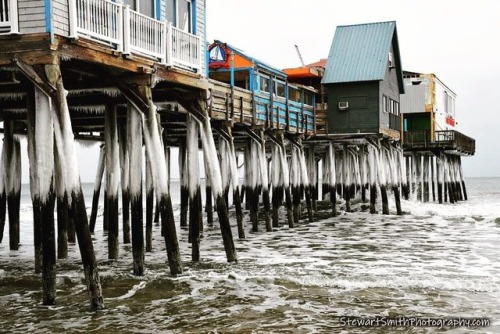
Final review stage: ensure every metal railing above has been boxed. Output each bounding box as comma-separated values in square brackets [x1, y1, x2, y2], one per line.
[404, 129, 475, 154]
[0, 0, 18, 34]
[69, 0, 200, 71]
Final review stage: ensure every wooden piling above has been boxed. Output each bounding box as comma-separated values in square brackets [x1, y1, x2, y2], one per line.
[187, 114, 201, 261]
[118, 123, 131, 244]
[326, 142, 337, 217]
[291, 146, 301, 224]
[204, 158, 214, 227]
[298, 143, 313, 222]
[342, 144, 351, 213]
[48, 64, 103, 309]
[136, 86, 182, 275]
[458, 156, 468, 200]
[54, 146, 68, 260]
[258, 130, 272, 231]
[437, 154, 443, 204]
[3, 120, 21, 250]
[224, 127, 245, 238]
[105, 104, 120, 259]
[271, 144, 283, 228]
[368, 145, 378, 214]
[145, 153, 154, 252]
[423, 155, 430, 202]
[26, 87, 43, 269]
[248, 139, 260, 232]
[193, 98, 237, 262]
[179, 138, 189, 228]
[89, 145, 105, 233]
[127, 104, 145, 276]
[0, 152, 5, 244]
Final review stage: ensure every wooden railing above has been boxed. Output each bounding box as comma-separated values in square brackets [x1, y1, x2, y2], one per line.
[75, 0, 123, 48]
[70, 0, 200, 71]
[170, 25, 201, 71]
[125, 7, 166, 64]
[0, 0, 18, 34]
[404, 130, 475, 155]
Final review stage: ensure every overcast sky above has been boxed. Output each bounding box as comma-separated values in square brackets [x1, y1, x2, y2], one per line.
[205, 0, 500, 177]
[15, 0, 500, 182]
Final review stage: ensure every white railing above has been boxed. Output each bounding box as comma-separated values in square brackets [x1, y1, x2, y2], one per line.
[75, 0, 123, 49]
[169, 24, 201, 71]
[125, 7, 166, 64]
[70, 0, 201, 72]
[0, 0, 19, 34]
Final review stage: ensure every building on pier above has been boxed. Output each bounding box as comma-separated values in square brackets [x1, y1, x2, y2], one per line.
[400, 71, 476, 156]
[321, 21, 404, 140]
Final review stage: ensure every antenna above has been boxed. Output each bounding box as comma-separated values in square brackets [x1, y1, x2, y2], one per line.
[294, 44, 305, 67]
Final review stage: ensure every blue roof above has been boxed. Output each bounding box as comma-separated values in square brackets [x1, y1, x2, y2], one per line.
[322, 21, 404, 88]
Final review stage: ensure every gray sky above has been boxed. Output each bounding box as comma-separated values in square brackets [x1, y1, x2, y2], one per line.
[15, 0, 500, 182]
[206, 0, 500, 177]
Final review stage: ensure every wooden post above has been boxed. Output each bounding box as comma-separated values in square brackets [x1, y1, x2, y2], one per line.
[0, 150, 5, 244]
[306, 146, 318, 212]
[136, 86, 182, 275]
[326, 142, 337, 217]
[402, 155, 410, 200]
[291, 146, 301, 224]
[271, 144, 283, 228]
[187, 113, 201, 261]
[342, 144, 351, 213]
[3, 120, 21, 250]
[431, 156, 436, 202]
[437, 154, 443, 204]
[248, 139, 260, 232]
[458, 156, 468, 200]
[105, 104, 120, 259]
[47, 64, 103, 309]
[178, 138, 188, 228]
[368, 145, 377, 214]
[194, 99, 237, 262]
[145, 152, 154, 252]
[28, 86, 56, 305]
[89, 145, 105, 233]
[224, 127, 245, 238]
[423, 155, 430, 202]
[204, 158, 214, 227]
[127, 104, 145, 275]
[378, 144, 389, 215]
[119, 123, 131, 244]
[258, 130, 272, 231]
[54, 143, 68, 260]
[299, 146, 313, 222]
[26, 87, 43, 269]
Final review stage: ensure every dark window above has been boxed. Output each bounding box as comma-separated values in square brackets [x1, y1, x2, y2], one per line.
[259, 75, 270, 93]
[288, 86, 301, 102]
[275, 80, 286, 98]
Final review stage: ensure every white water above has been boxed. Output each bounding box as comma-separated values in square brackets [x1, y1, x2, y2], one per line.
[0, 177, 499, 333]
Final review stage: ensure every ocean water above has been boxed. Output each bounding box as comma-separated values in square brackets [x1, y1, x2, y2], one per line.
[0, 177, 499, 333]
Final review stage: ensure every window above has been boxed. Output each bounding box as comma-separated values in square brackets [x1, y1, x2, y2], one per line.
[167, 0, 193, 33]
[303, 91, 313, 105]
[275, 80, 286, 98]
[259, 75, 270, 93]
[124, 0, 155, 18]
[383, 95, 389, 113]
[288, 86, 301, 102]
[388, 52, 394, 67]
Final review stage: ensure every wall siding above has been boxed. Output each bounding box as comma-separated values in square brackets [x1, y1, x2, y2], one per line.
[18, 0, 46, 34]
[53, 0, 70, 36]
[327, 81, 380, 134]
[379, 43, 401, 131]
[195, 0, 206, 76]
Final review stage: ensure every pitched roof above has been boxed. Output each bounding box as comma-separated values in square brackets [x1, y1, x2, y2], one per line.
[322, 21, 404, 90]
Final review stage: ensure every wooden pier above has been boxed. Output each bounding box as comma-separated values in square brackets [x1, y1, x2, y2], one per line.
[0, 2, 476, 310]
